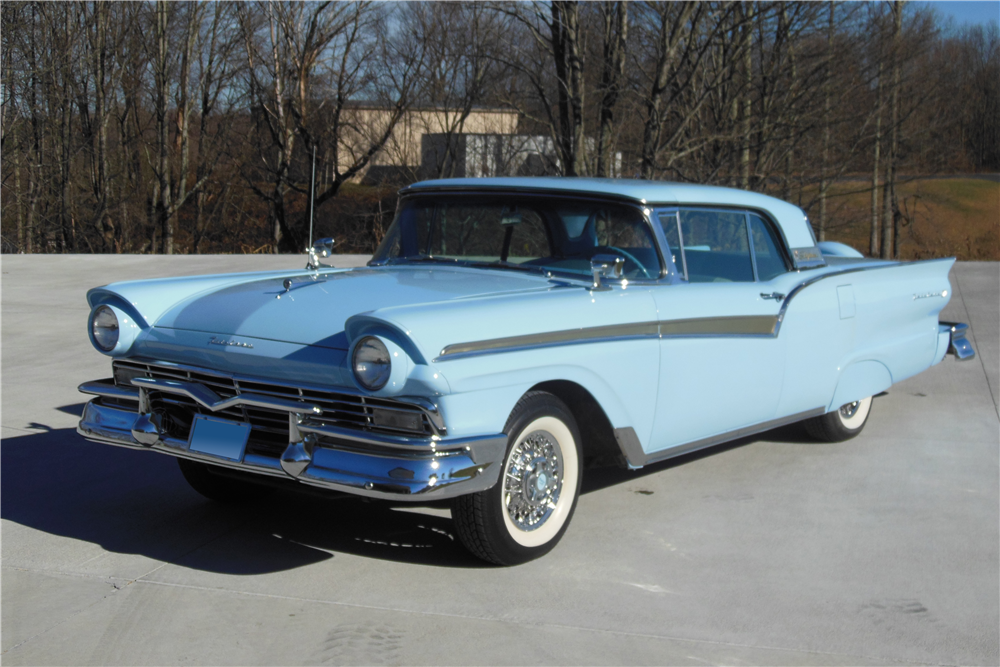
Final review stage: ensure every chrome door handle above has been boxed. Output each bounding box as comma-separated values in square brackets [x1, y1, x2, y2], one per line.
[760, 292, 785, 301]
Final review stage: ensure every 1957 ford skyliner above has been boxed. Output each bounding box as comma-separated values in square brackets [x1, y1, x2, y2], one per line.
[78, 178, 975, 565]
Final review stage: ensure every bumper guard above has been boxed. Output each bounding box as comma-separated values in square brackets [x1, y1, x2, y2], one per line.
[941, 321, 976, 361]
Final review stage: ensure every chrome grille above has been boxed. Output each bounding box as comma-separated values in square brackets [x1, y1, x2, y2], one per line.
[112, 360, 433, 457]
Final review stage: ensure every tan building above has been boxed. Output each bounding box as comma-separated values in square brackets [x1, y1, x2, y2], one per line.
[336, 106, 520, 183]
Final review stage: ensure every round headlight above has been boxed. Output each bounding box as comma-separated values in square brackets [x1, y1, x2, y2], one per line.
[352, 336, 391, 390]
[91, 305, 120, 352]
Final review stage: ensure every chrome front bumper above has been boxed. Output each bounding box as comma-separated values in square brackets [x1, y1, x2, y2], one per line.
[77, 379, 506, 501]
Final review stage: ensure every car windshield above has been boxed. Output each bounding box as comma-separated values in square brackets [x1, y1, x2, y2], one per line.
[371, 195, 662, 280]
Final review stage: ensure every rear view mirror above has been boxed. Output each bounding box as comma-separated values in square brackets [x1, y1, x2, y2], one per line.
[500, 208, 522, 226]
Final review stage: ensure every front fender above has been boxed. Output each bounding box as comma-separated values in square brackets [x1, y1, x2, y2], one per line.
[433, 338, 658, 444]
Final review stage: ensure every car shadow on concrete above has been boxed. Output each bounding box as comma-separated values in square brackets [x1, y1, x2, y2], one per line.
[3, 417, 823, 571]
[1, 426, 484, 572]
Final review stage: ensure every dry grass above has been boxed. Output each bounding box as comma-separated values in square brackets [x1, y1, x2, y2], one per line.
[817, 178, 999, 260]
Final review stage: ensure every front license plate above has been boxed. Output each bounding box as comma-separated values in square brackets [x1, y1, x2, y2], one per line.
[188, 415, 251, 462]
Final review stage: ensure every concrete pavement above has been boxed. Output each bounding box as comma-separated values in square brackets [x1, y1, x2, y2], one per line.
[2, 255, 997, 665]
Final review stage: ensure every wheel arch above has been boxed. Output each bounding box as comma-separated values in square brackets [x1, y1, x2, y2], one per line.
[530, 380, 627, 469]
[828, 359, 893, 412]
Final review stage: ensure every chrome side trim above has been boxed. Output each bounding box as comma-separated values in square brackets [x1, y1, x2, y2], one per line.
[941, 321, 976, 361]
[659, 315, 777, 336]
[437, 321, 660, 361]
[435, 315, 780, 361]
[614, 407, 826, 468]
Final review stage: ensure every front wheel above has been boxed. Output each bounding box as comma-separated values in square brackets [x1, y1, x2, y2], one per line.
[452, 391, 582, 565]
[803, 396, 874, 442]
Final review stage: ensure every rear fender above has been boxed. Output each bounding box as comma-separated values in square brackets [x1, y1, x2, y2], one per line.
[828, 360, 892, 412]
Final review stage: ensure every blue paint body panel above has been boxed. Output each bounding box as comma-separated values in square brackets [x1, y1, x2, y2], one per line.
[83, 178, 958, 463]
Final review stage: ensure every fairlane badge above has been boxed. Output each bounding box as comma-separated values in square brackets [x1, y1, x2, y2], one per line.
[913, 291, 947, 300]
[208, 336, 253, 349]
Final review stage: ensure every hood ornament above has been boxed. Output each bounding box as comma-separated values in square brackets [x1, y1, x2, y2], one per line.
[306, 238, 336, 270]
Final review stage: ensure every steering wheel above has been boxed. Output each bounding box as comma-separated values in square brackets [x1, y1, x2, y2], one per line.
[594, 246, 654, 280]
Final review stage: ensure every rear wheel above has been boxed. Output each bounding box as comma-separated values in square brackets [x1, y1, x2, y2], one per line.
[177, 458, 275, 504]
[452, 391, 582, 565]
[803, 396, 874, 442]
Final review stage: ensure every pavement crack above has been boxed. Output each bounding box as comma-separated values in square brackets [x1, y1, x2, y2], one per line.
[953, 267, 999, 421]
[1, 576, 124, 657]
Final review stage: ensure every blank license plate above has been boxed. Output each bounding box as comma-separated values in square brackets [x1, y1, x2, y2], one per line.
[188, 415, 251, 462]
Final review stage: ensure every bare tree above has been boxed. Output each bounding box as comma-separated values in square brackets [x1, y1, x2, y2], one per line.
[594, 1, 627, 177]
[494, 1, 587, 176]
[882, 0, 903, 259]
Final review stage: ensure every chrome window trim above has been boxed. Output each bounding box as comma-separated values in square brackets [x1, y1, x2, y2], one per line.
[745, 211, 760, 282]
[651, 208, 687, 282]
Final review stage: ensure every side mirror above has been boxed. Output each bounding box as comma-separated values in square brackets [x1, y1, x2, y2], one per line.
[589, 254, 624, 290]
[306, 237, 336, 270]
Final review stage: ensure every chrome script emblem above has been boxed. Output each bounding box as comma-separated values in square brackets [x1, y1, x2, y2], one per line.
[208, 336, 253, 349]
[913, 291, 946, 300]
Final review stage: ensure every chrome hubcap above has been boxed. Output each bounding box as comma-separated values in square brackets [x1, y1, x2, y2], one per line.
[504, 430, 563, 531]
[840, 401, 860, 419]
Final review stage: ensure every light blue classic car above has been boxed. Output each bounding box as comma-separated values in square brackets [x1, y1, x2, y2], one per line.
[78, 178, 975, 565]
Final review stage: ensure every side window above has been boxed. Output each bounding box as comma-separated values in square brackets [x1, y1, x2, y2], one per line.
[749, 214, 788, 281]
[677, 210, 754, 283]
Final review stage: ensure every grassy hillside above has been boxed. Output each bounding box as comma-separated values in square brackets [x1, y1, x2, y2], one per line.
[818, 178, 999, 261]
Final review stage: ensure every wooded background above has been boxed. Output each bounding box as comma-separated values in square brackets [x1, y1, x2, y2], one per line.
[1, 1, 997, 258]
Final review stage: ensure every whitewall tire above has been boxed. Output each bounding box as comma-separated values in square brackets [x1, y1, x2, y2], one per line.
[803, 396, 874, 442]
[452, 391, 582, 565]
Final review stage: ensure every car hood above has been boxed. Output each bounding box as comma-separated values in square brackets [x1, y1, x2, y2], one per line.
[150, 266, 556, 350]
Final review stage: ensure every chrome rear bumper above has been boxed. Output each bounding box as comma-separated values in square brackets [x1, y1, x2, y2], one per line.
[941, 321, 976, 361]
[77, 379, 506, 501]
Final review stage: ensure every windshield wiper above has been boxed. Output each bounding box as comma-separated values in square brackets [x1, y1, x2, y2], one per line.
[388, 256, 465, 265]
[467, 261, 552, 276]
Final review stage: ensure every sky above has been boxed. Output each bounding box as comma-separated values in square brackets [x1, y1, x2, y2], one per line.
[915, 1, 1000, 29]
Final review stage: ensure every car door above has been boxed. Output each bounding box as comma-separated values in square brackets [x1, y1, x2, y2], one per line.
[646, 208, 791, 454]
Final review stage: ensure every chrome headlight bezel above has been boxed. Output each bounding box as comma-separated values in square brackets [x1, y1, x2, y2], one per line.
[90, 305, 120, 352]
[352, 336, 392, 391]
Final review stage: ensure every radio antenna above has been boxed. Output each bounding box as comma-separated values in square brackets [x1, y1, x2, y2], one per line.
[308, 145, 317, 249]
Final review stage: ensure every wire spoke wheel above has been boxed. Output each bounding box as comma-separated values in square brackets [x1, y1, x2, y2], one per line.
[504, 430, 564, 531]
[451, 391, 581, 565]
